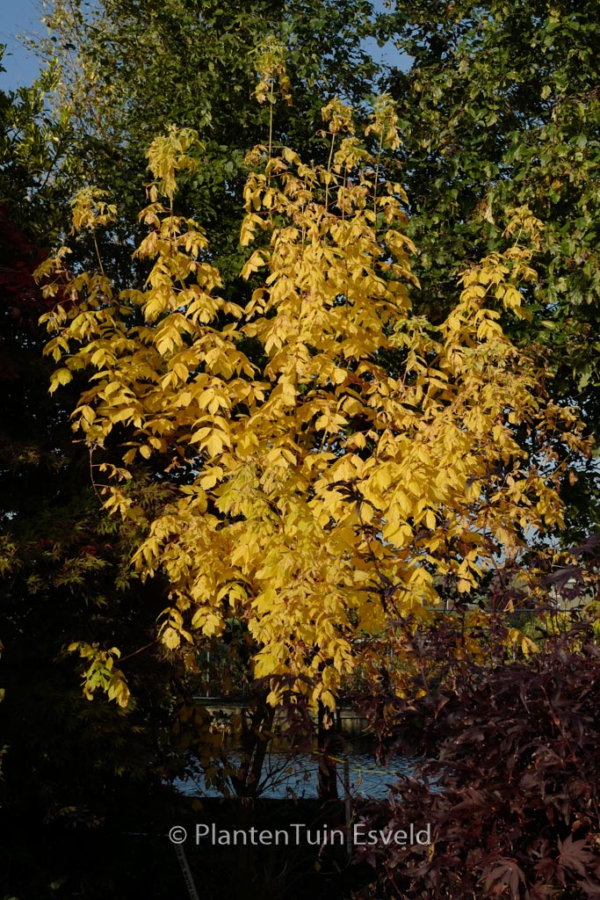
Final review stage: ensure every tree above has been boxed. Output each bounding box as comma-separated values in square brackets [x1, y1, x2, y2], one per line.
[38, 82, 589, 710]
[379, 0, 600, 539]
[36, 0, 600, 544]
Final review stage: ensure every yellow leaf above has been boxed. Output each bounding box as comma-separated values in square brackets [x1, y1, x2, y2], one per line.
[162, 627, 180, 650]
[49, 368, 73, 393]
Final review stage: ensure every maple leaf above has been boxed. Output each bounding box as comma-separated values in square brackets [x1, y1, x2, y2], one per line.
[558, 835, 596, 878]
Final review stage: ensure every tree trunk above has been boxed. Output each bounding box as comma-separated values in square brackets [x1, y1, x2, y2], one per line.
[317, 700, 339, 801]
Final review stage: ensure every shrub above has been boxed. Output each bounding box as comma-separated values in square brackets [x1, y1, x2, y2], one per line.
[355, 623, 600, 899]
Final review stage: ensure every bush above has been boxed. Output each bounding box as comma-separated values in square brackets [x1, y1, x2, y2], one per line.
[354, 623, 600, 899]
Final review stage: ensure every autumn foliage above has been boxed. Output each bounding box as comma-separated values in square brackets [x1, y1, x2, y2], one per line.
[3, 7, 600, 900]
[355, 618, 600, 900]
[38, 85, 588, 708]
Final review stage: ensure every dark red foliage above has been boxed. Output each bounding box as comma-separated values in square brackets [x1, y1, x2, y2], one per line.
[354, 625, 600, 899]
[0, 203, 50, 323]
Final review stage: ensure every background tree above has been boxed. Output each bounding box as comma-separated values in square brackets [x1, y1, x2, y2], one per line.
[379, 0, 600, 539]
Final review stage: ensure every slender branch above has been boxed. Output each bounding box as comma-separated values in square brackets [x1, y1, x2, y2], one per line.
[119, 639, 158, 664]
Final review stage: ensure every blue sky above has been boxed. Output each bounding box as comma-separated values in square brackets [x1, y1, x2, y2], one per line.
[0, 0, 42, 90]
[0, 0, 406, 93]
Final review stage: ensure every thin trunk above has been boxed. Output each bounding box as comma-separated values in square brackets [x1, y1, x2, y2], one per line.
[317, 700, 339, 801]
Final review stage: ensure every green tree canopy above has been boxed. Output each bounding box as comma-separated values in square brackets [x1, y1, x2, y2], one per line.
[380, 0, 600, 535]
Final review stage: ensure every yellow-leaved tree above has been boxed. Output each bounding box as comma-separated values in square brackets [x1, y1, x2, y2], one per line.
[38, 87, 587, 709]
